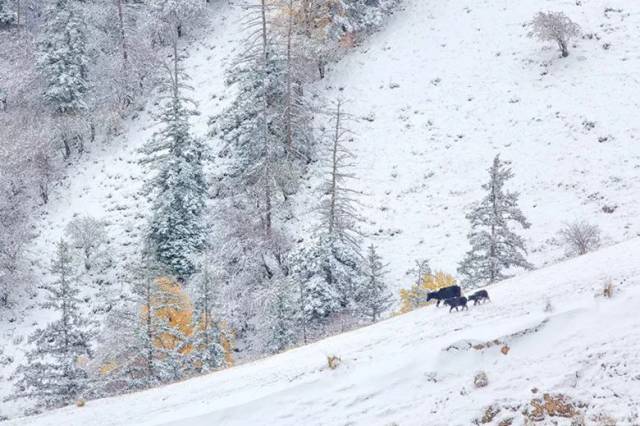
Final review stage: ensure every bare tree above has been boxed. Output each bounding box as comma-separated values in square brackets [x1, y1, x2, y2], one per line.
[320, 99, 362, 248]
[30, 143, 61, 205]
[65, 216, 108, 271]
[558, 220, 601, 257]
[529, 11, 581, 58]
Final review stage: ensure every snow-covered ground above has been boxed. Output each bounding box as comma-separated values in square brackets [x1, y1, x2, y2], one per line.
[3, 0, 640, 421]
[307, 0, 640, 286]
[7, 238, 640, 425]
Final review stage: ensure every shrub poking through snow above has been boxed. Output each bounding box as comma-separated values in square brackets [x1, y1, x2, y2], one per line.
[327, 355, 341, 370]
[558, 220, 601, 257]
[474, 371, 489, 388]
[529, 11, 581, 58]
[603, 280, 614, 298]
[480, 404, 501, 423]
[528, 393, 579, 421]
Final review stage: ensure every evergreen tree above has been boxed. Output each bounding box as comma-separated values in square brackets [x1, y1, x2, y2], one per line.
[264, 280, 298, 353]
[288, 100, 364, 335]
[142, 52, 207, 279]
[13, 240, 94, 411]
[458, 155, 533, 287]
[358, 244, 392, 322]
[98, 274, 192, 394]
[189, 264, 227, 372]
[36, 0, 89, 115]
[0, 0, 16, 26]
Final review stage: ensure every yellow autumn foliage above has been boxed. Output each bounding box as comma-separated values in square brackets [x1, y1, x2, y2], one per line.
[398, 271, 457, 314]
[220, 322, 235, 368]
[100, 276, 234, 376]
[142, 276, 195, 355]
[271, 0, 355, 47]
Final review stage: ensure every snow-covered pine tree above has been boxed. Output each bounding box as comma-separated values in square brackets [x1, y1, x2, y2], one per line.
[189, 264, 227, 373]
[13, 239, 94, 411]
[142, 39, 207, 279]
[457, 154, 533, 288]
[289, 100, 364, 335]
[0, 0, 16, 26]
[358, 244, 392, 323]
[264, 279, 299, 353]
[36, 0, 89, 115]
[288, 237, 343, 338]
[36, 0, 90, 159]
[97, 273, 193, 394]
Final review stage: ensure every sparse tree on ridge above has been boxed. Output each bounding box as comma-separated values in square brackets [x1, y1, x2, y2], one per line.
[458, 155, 533, 288]
[529, 11, 581, 58]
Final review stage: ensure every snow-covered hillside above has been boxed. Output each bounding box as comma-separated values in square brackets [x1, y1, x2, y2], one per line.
[0, 2, 246, 417]
[307, 0, 640, 286]
[3, 0, 640, 421]
[8, 237, 640, 425]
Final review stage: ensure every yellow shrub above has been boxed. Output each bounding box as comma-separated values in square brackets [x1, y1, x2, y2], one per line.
[398, 271, 457, 314]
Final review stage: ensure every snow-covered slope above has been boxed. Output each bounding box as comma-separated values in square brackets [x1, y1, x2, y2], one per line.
[0, 2, 245, 417]
[8, 238, 640, 425]
[3, 0, 640, 421]
[308, 0, 640, 286]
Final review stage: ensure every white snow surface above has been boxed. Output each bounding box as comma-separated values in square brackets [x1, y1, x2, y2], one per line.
[3, 0, 640, 421]
[7, 238, 640, 425]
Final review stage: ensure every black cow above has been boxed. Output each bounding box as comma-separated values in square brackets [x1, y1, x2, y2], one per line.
[444, 296, 468, 312]
[426, 285, 462, 307]
[468, 290, 490, 305]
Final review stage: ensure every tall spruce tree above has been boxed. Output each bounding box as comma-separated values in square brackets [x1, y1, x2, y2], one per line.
[358, 244, 392, 323]
[13, 240, 94, 411]
[36, 0, 89, 115]
[142, 46, 207, 279]
[458, 155, 533, 287]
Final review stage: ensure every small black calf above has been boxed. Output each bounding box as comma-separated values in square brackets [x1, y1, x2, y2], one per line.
[426, 285, 462, 307]
[468, 290, 490, 305]
[444, 296, 468, 312]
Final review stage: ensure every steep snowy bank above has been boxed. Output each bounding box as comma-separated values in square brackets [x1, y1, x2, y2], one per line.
[7, 237, 640, 425]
